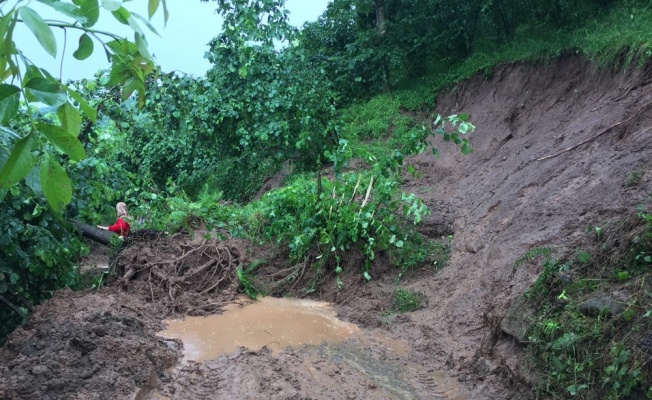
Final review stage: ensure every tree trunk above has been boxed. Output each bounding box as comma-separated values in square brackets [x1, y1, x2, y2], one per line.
[72, 220, 114, 245]
[375, 0, 391, 92]
[375, 0, 387, 35]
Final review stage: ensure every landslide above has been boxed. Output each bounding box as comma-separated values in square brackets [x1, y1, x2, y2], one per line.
[399, 55, 652, 397]
[0, 55, 650, 400]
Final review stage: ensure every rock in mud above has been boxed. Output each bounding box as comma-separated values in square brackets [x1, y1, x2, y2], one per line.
[500, 294, 536, 343]
[578, 293, 626, 317]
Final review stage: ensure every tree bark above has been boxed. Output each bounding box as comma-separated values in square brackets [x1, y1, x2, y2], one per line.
[375, 0, 387, 36]
[72, 220, 114, 245]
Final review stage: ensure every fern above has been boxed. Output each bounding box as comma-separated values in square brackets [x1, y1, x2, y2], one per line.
[515, 247, 553, 268]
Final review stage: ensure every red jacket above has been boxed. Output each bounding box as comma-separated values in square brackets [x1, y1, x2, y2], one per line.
[108, 217, 130, 237]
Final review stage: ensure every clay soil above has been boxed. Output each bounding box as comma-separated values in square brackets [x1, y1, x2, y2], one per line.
[1, 55, 651, 400]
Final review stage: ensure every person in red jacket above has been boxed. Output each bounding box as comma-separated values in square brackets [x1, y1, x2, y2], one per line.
[97, 202, 130, 238]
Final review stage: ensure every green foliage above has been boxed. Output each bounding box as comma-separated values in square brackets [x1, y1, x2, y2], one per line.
[237, 264, 260, 299]
[238, 113, 471, 284]
[391, 288, 427, 313]
[391, 233, 450, 279]
[0, 178, 87, 343]
[525, 210, 652, 398]
[0, 0, 167, 214]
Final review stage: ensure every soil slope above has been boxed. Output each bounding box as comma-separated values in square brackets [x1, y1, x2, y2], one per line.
[1, 56, 651, 400]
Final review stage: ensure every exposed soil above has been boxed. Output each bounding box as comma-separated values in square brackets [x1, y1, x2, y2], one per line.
[1, 55, 651, 399]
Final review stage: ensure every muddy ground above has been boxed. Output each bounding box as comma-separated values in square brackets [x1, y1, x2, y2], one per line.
[1, 55, 651, 399]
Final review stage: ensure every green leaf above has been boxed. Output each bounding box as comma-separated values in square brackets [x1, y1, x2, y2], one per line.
[148, 0, 160, 19]
[0, 132, 37, 189]
[363, 271, 371, 281]
[102, 0, 123, 12]
[36, 123, 86, 161]
[111, 7, 130, 25]
[25, 164, 42, 193]
[19, 7, 57, 58]
[162, 0, 169, 26]
[57, 103, 82, 136]
[0, 84, 20, 124]
[24, 77, 67, 106]
[35, 0, 88, 24]
[617, 271, 629, 281]
[40, 154, 72, 214]
[73, 33, 94, 60]
[460, 140, 473, 155]
[78, 0, 100, 27]
[62, 85, 97, 123]
[134, 32, 151, 59]
[132, 12, 160, 36]
[395, 240, 404, 248]
[0, 146, 8, 200]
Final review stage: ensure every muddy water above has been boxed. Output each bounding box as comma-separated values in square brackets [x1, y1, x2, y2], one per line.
[155, 296, 468, 399]
[157, 296, 361, 362]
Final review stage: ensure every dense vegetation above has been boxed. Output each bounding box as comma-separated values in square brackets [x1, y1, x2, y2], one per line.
[520, 209, 652, 399]
[1, 0, 651, 395]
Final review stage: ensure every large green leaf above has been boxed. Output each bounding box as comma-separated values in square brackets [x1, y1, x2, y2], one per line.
[36, 123, 86, 161]
[102, 0, 123, 12]
[24, 77, 67, 106]
[73, 33, 94, 60]
[62, 85, 97, 123]
[76, 0, 100, 27]
[0, 84, 20, 124]
[25, 164, 42, 193]
[460, 140, 473, 155]
[40, 154, 72, 214]
[57, 103, 82, 136]
[35, 0, 88, 25]
[19, 7, 57, 58]
[0, 132, 37, 189]
[111, 7, 130, 25]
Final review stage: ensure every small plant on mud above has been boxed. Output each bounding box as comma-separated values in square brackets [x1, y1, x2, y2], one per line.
[391, 288, 428, 313]
[237, 263, 262, 299]
[392, 234, 450, 279]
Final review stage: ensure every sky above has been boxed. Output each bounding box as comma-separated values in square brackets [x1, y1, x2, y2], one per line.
[13, 0, 330, 80]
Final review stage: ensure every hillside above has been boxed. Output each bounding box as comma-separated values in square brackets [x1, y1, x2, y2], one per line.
[1, 55, 650, 399]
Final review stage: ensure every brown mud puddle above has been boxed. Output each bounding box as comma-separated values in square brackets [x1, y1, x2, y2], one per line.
[157, 296, 362, 361]
[154, 296, 468, 399]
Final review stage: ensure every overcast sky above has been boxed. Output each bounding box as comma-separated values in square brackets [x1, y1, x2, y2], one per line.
[13, 0, 330, 80]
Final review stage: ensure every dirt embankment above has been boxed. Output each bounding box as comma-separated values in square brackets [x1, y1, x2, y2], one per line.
[1, 56, 651, 400]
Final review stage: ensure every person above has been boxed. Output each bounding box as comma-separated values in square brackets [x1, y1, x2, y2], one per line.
[97, 202, 131, 238]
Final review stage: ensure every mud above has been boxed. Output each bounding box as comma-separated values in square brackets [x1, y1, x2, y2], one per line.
[157, 296, 362, 361]
[1, 55, 651, 399]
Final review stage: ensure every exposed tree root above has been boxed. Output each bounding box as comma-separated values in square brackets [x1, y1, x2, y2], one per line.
[112, 233, 246, 315]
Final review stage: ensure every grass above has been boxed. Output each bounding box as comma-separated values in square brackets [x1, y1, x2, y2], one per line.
[391, 288, 428, 313]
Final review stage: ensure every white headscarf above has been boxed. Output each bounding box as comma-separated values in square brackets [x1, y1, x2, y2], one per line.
[116, 202, 128, 219]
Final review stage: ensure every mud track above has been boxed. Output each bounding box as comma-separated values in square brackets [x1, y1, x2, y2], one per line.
[1, 55, 651, 399]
